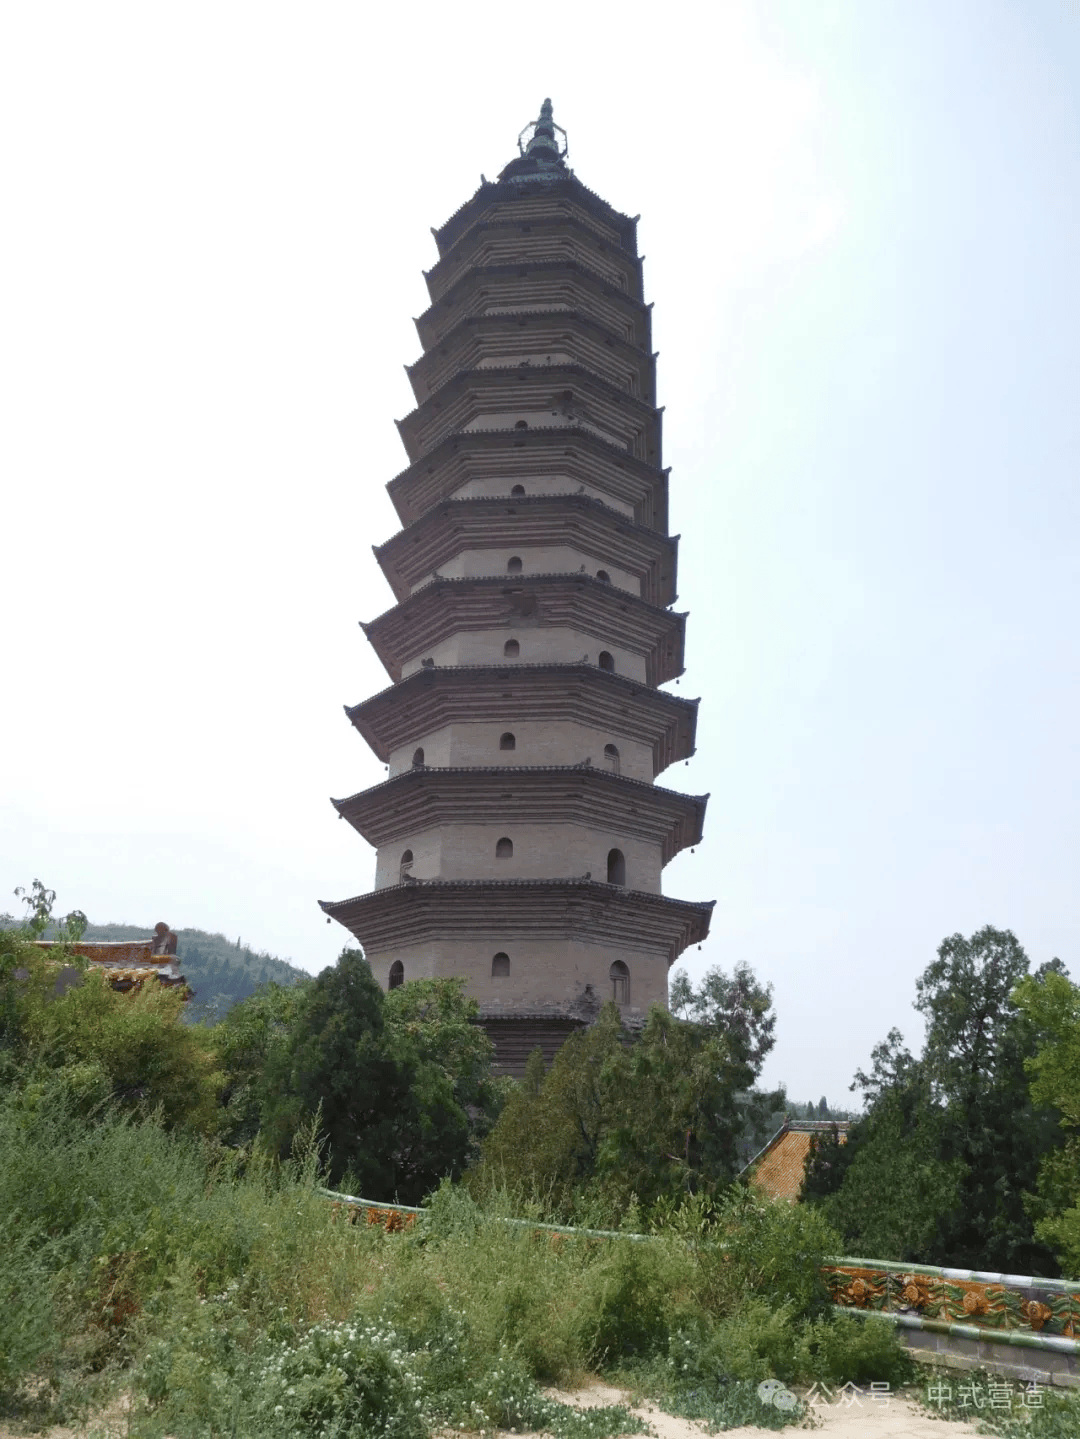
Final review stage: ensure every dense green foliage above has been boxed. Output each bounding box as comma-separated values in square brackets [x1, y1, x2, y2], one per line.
[476, 965, 782, 1217]
[0, 1080, 917, 1435]
[1014, 968, 1080, 1276]
[253, 953, 502, 1201]
[1, 920, 222, 1133]
[803, 927, 1065, 1274]
[10, 882, 1044, 1432]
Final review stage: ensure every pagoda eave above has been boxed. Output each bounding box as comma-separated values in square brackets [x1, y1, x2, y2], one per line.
[331, 764, 708, 860]
[433, 175, 638, 258]
[385, 427, 670, 533]
[373, 493, 678, 606]
[396, 363, 662, 466]
[359, 574, 687, 686]
[344, 663, 699, 774]
[406, 310, 656, 406]
[423, 215, 644, 305]
[416, 259, 652, 352]
[320, 878, 714, 965]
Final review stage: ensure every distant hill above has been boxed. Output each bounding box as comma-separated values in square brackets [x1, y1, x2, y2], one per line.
[31, 921, 310, 1022]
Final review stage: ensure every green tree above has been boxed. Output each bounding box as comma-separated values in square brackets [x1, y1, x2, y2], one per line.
[0, 881, 219, 1131]
[217, 978, 309, 1146]
[478, 963, 780, 1218]
[1013, 967, 1080, 1274]
[803, 928, 1063, 1274]
[257, 954, 498, 1202]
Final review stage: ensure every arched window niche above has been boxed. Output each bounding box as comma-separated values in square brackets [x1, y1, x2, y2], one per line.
[500, 732, 516, 751]
[607, 848, 626, 886]
[412, 747, 425, 767]
[496, 837, 514, 859]
[398, 849, 413, 881]
[503, 638, 520, 659]
[507, 555, 523, 573]
[610, 960, 629, 1004]
[388, 960, 404, 990]
[492, 952, 510, 978]
[510, 484, 526, 496]
[604, 743, 620, 774]
[598, 651, 615, 673]
[597, 569, 611, 583]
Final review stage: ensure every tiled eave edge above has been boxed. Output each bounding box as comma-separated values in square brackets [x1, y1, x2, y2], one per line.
[343, 663, 699, 771]
[384, 426, 670, 533]
[330, 764, 709, 859]
[433, 176, 638, 258]
[373, 496, 678, 608]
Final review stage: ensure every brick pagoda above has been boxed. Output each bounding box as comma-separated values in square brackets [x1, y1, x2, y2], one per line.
[321, 100, 714, 1071]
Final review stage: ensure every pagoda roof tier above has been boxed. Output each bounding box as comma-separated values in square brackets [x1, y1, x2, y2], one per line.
[416, 260, 652, 354]
[374, 494, 678, 607]
[386, 428, 669, 534]
[396, 364, 662, 466]
[360, 574, 686, 686]
[407, 311, 655, 407]
[331, 764, 708, 863]
[320, 878, 713, 966]
[424, 216, 643, 306]
[345, 663, 699, 776]
[433, 176, 638, 260]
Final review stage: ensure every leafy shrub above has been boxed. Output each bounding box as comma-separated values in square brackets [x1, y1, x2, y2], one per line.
[793, 1311, 915, 1387]
[575, 1237, 685, 1363]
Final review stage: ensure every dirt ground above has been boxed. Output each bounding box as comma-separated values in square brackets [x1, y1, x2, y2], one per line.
[557, 1380, 983, 1438]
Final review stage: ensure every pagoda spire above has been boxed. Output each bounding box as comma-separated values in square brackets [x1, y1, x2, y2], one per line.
[499, 97, 568, 182]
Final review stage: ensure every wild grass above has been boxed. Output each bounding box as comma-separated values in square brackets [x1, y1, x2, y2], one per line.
[1, 1084, 920, 1436]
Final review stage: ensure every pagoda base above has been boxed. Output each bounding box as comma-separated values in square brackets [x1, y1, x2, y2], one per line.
[478, 1012, 588, 1076]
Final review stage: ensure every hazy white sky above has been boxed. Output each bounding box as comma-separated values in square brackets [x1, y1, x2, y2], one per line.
[3, 1, 1077, 1106]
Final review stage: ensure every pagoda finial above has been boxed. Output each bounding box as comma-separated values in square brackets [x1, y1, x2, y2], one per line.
[498, 97, 569, 184]
[517, 97, 568, 163]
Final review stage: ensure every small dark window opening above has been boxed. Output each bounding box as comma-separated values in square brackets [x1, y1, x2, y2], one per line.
[492, 952, 510, 977]
[507, 556, 523, 573]
[598, 651, 615, 672]
[503, 638, 520, 658]
[604, 743, 620, 774]
[500, 732, 516, 751]
[597, 569, 611, 584]
[511, 484, 526, 496]
[607, 848, 626, 886]
[388, 960, 404, 990]
[398, 849, 414, 881]
[610, 959, 629, 1004]
[496, 837, 514, 858]
[420, 656, 435, 669]
[514, 419, 529, 430]
[412, 747, 425, 767]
